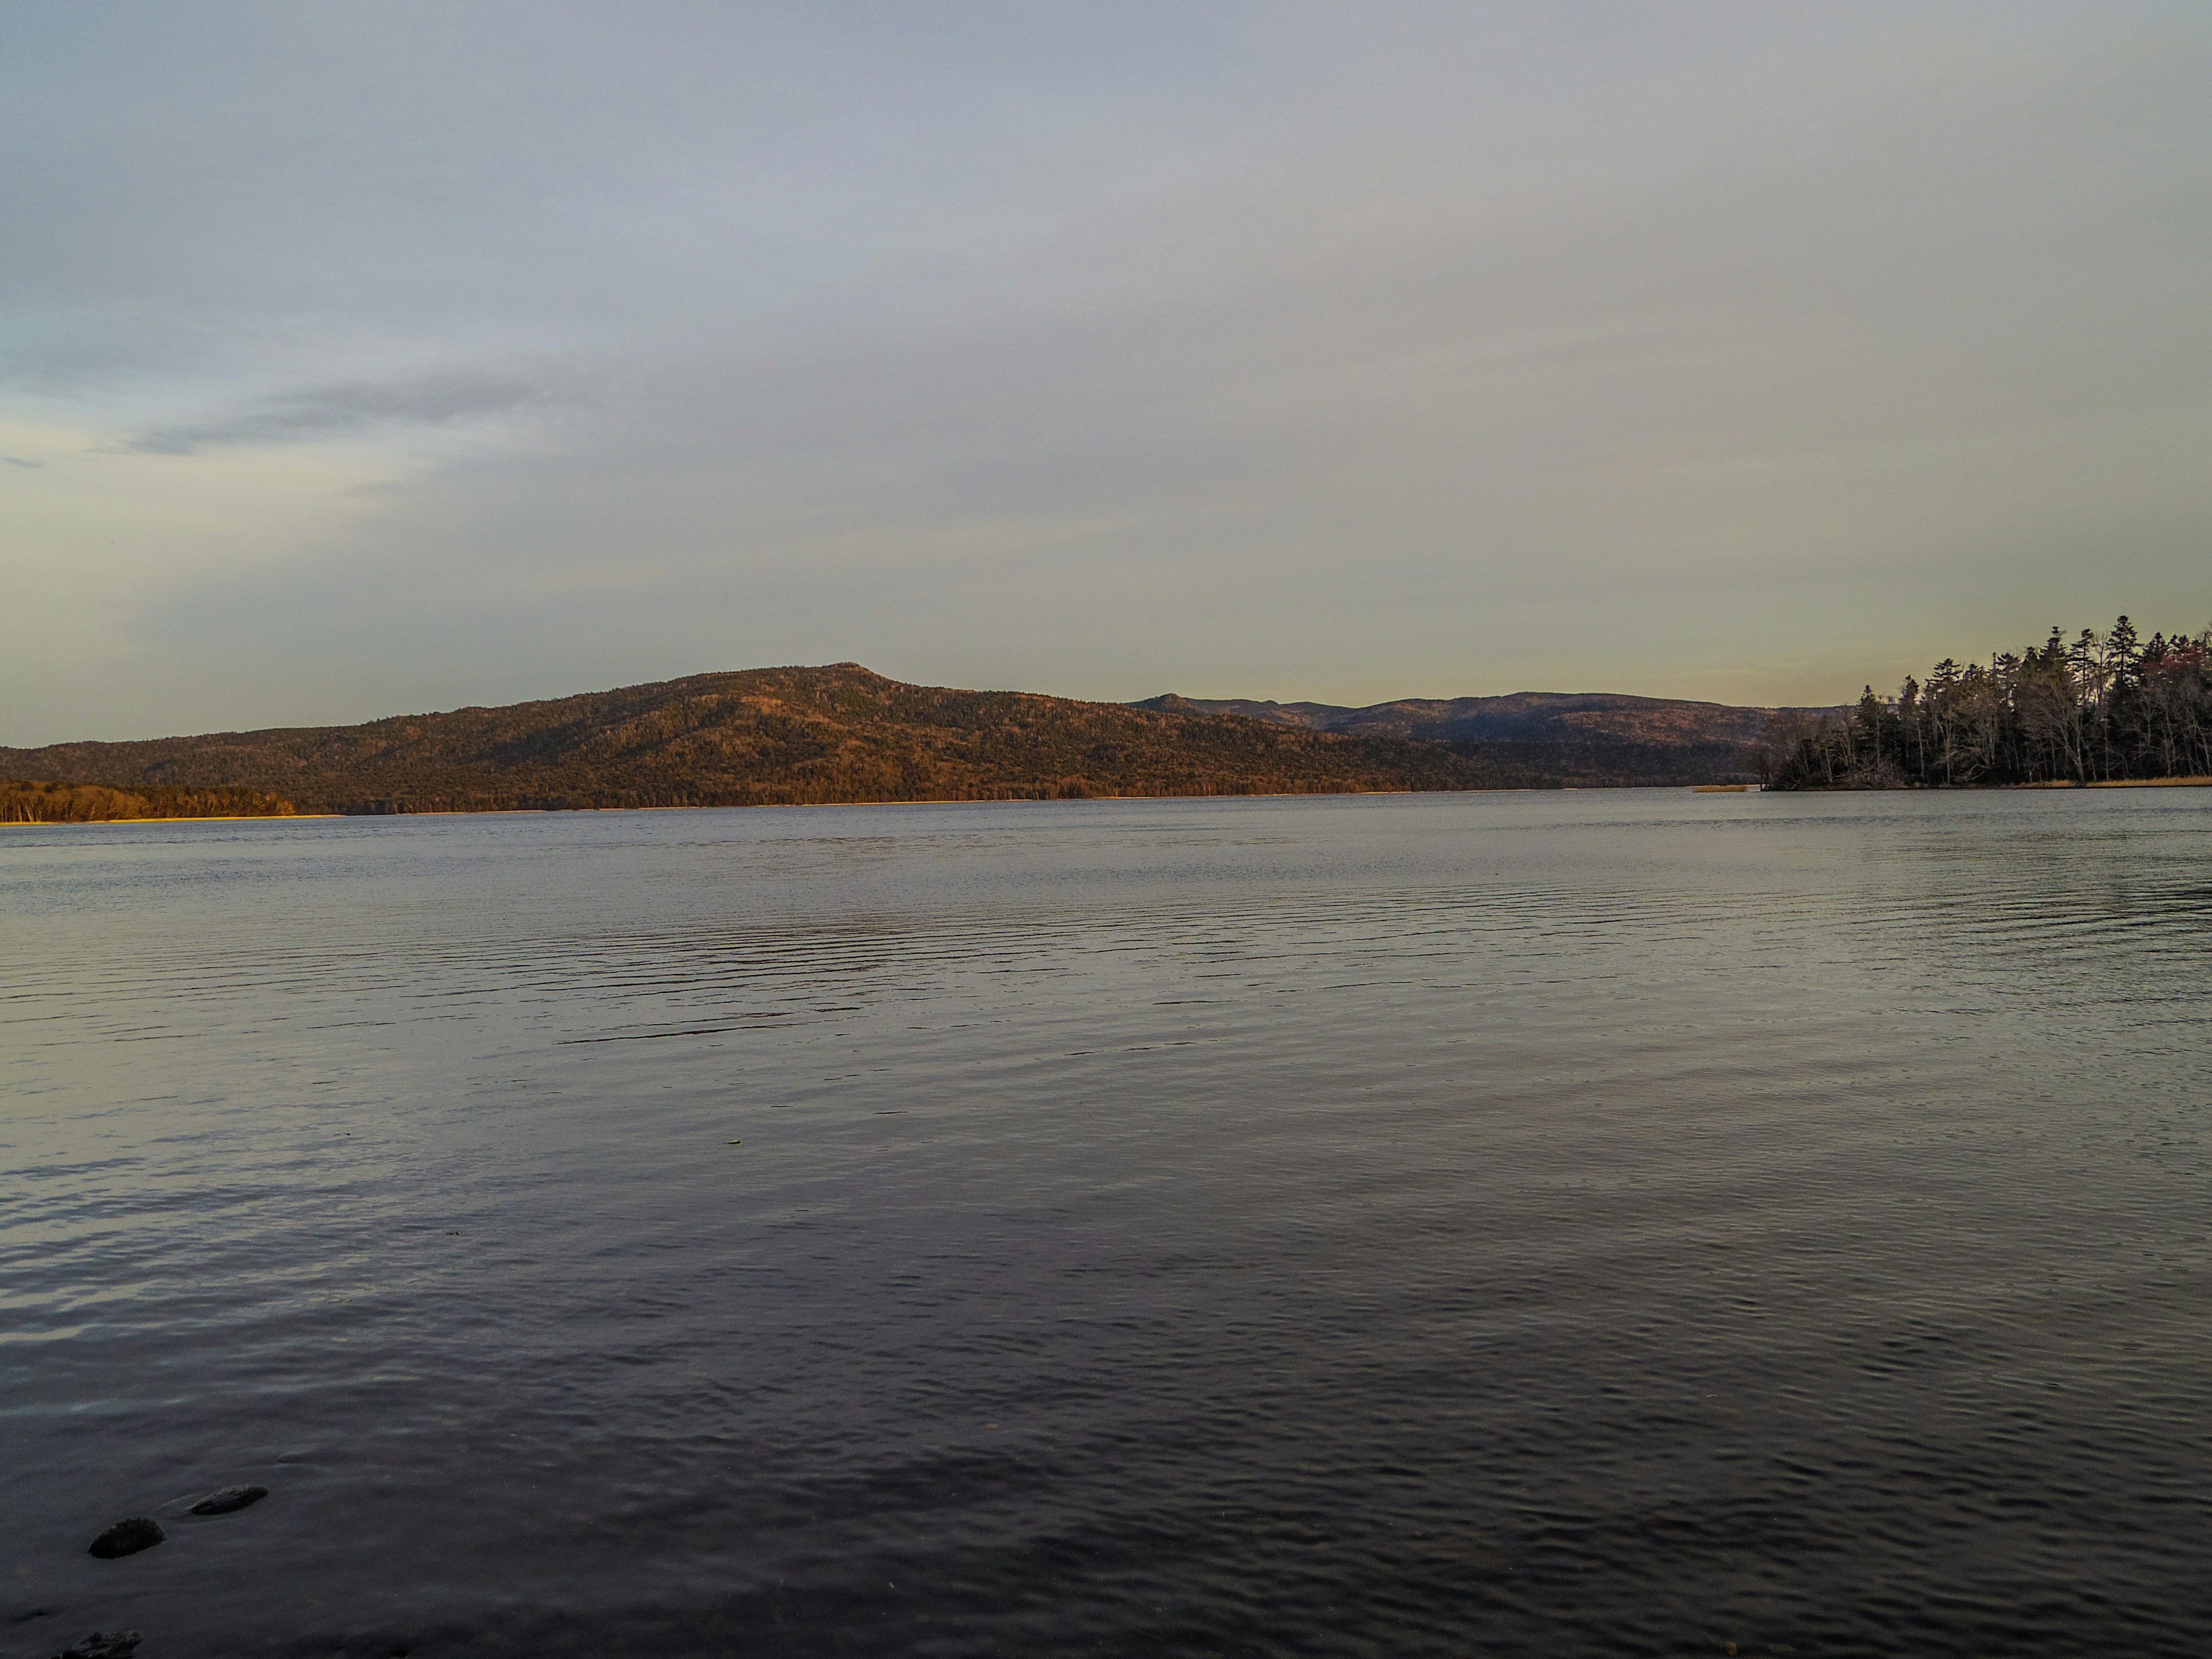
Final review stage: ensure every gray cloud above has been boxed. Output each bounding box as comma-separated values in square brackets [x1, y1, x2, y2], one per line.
[124, 370, 550, 454]
[2, 454, 42, 468]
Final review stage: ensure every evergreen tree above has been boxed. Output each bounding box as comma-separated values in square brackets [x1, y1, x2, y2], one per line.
[1767, 616, 2212, 788]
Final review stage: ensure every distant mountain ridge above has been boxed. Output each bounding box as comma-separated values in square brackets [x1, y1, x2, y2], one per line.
[0, 666, 1785, 816]
[1134, 690, 1826, 748]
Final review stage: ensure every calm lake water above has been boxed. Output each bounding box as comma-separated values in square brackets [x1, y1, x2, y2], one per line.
[3, 789, 2209, 1658]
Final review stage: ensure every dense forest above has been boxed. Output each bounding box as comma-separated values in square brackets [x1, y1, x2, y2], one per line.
[0, 779, 298, 823]
[1767, 618, 2212, 789]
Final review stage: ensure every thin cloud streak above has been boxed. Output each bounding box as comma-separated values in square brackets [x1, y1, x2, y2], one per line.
[123, 370, 551, 455]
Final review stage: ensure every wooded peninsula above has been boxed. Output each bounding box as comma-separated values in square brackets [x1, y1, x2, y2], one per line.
[1766, 618, 2212, 789]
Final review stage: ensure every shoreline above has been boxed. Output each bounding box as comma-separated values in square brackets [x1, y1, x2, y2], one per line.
[0, 813, 344, 827]
[21, 777, 2196, 821]
[1771, 775, 2212, 794]
[0, 784, 1736, 826]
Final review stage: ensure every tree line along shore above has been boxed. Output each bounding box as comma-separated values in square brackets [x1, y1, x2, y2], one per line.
[0, 780, 300, 824]
[1764, 617, 2212, 790]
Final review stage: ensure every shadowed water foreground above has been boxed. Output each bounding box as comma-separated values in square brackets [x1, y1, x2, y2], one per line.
[3, 789, 2209, 1657]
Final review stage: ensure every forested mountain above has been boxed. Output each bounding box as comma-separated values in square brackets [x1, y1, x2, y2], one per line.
[1767, 618, 2212, 789]
[2, 664, 1628, 816]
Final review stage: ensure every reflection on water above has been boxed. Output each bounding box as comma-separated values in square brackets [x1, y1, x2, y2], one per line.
[3, 789, 2209, 1657]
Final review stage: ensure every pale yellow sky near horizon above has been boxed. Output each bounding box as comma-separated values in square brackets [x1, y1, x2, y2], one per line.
[4, 3, 2207, 746]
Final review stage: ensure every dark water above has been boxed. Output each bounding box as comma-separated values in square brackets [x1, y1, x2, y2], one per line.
[3, 789, 2209, 1658]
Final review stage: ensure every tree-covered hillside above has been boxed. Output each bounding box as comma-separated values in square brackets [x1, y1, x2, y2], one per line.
[0, 664, 1580, 814]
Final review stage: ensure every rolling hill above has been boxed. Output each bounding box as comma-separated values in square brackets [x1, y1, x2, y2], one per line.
[0, 664, 1548, 814]
[0, 665, 1786, 816]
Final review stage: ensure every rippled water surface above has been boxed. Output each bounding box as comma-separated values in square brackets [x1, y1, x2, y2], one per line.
[4, 789, 2210, 1658]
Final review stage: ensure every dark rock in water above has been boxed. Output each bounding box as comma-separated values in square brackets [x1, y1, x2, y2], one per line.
[86, 1518, 164, 1559]
[53, 1632, 141, 1659]
[188, 1483, 269, 1516]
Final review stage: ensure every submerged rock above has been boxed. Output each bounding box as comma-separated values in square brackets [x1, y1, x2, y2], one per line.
[188, 1484, 269, 1516]
[53, 1632, 141, 1659]
[86, 1519, 164, 1559]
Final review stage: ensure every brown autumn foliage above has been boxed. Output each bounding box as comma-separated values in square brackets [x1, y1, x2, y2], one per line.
[2, 664, 1797, 817]
[1, 778, 298, 823]
[1, 663, 1599, 815]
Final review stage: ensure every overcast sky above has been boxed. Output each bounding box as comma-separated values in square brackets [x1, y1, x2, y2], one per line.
[3, 2, 2207, 743]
